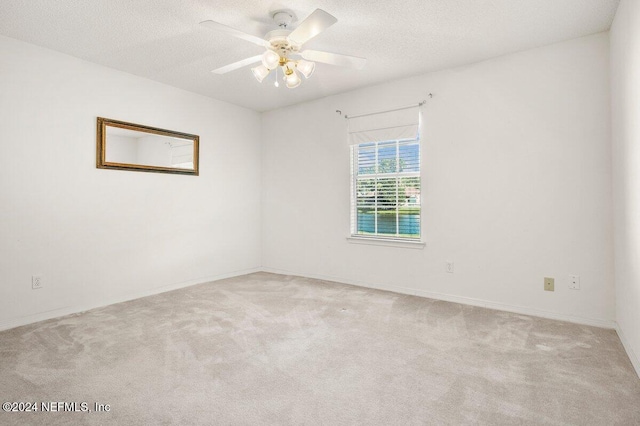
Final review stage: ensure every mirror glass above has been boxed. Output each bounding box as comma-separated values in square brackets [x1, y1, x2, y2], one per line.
[97, 118, 199, 175]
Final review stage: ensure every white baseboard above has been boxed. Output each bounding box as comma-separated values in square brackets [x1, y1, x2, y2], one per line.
[3, 266, 635, 378]
[261, 267, 616, 329]
[0, 267, 261, 332]
[411, 288, 616, 329]
[615, 323, 640, 379]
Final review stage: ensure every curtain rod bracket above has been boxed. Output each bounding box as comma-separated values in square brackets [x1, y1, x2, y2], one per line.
[418, 94, 432, 106]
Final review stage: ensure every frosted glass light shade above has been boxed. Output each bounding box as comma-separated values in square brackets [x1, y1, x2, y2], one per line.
[261, 50, 280, 69]
[251, 65, 270, 82]
[296, 60, 315, 79]
[285, 70, 301, 88]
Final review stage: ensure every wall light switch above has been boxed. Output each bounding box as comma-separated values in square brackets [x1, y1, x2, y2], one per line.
[544, 277, 554, 292]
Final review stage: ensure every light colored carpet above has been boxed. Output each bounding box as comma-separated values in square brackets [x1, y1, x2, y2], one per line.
[0, 272, 638, 425]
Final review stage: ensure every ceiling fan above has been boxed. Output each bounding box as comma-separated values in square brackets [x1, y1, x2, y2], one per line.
[200, 9, 367, 89]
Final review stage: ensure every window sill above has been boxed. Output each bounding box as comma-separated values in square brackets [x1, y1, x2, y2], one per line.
[347, 236, 426, 249]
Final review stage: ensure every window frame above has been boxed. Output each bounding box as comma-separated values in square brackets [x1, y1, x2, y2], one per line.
[349, 138, 425, 248]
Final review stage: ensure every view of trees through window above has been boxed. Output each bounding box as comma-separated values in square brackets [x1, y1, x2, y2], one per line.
[352, 139, 421, 239]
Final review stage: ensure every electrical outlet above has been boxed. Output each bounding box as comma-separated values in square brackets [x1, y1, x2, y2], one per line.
[445, 261, 454, 273]
[544, 277, 554, 292]
[569, 275, 580, 290]
[32, 275, 43, 290]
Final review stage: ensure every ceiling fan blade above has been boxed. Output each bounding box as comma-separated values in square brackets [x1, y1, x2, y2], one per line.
[200, 20, 270, 48]
[300, 50, 367, 69]
[212, 55, 262, 74]
[288, 9, 337, 45]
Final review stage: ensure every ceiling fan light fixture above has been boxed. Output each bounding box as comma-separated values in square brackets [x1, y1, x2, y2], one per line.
[261, 50, 280, 70]
[251, 65, 270, 82]
[296, 60, 315, 79]
[202, 9, 366, 91]
[285, 69, 301, 88]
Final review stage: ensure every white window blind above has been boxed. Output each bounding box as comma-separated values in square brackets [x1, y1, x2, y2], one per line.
[348, 106, 421, 240]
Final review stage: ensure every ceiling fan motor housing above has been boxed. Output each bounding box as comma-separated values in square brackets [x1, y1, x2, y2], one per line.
[266, 10, 300, 58]
[265, 29, 299, 57]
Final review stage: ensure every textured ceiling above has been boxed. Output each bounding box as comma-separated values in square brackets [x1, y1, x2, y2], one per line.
[0, 0, 620, 112]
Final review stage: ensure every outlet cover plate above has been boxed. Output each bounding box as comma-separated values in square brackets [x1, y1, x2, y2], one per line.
[32, 275, 43, 289]
[544, 277, 554, 292]
[569, 275, 580, 290]
[445, 261, 454, 273]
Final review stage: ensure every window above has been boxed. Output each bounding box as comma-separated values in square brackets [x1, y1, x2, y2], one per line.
[350, 138, 421, 240]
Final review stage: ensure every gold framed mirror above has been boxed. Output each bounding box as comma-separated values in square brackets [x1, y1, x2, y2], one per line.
[96, 117, 199, 175]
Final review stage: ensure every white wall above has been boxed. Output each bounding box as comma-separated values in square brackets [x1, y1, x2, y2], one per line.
[610, 0, 640, 376]
[0, 35, 262, 329]
[262, 32, 614, 326]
